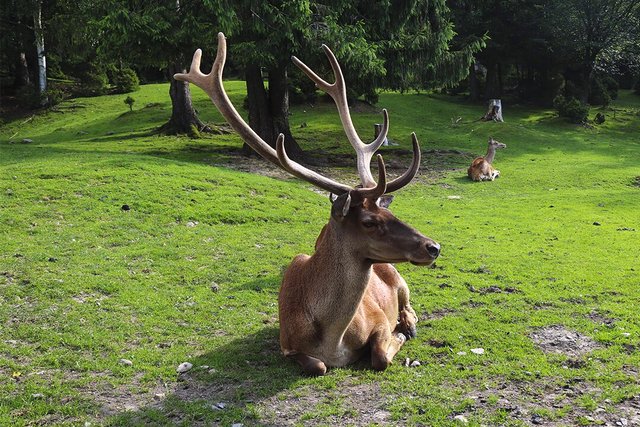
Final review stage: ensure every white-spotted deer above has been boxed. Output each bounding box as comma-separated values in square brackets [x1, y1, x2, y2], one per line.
[175, 33, 440, 375]
[467, 137, 507, 181]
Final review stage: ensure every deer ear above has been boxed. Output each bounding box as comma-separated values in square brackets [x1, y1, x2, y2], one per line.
[331, 192, 352, 220]
[377, 195, 394, 208]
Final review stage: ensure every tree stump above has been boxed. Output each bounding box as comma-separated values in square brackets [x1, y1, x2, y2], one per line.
[482, 99, 504, 122]
[374, 123, 390, 146]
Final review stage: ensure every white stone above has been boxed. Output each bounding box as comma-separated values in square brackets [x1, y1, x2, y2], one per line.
[454, 414, 469, 424]
[470, 348, 485, 355]
[176, 362, 193, 373]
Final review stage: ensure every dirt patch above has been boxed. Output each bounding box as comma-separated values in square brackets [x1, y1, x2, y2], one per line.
[256, 380, 392, 426]
[460, 379, 640, 426]
[530, 325, 601, 358]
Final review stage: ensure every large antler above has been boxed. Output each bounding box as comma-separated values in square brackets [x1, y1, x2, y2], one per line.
[174, 32, 417, 199]
[292, 46, 421, 192]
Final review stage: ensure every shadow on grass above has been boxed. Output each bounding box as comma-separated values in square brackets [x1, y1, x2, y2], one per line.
[104, 326, 304, 426]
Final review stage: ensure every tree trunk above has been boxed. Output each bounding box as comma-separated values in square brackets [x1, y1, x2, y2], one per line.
[244, 64, 274, 156]
[243, 63, 303, 160]
[484, 62, 501, 99]
[268, 63, 303, 159]
[160, 63, 209, 135]
[33, 1, 46, 103]
[468, 63, 480, 102]
[15, 52, 31, 88]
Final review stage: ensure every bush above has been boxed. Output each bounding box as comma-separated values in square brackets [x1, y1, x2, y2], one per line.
[44, 87, 65, 107]
[111, 68, 140, 94]
[634, 79, 640, 96]
[75, 65, 109, 97]
[588, 76, 618, 106]
[600, 75, 619, 100]
[553, 94, 589, 123]
[124, 96, 135, 111]
[589, 77, 611, 106]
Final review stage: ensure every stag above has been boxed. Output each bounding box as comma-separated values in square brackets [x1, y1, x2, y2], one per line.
[467, 137, 507, 181]
[175, 33, 440, 375]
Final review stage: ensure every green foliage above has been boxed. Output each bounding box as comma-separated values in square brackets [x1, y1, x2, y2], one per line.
[589, 77, 612, 106]
[75, 63, 109, 97]
[111, 67, 140, 94]
[124, 95, 135, 111]
[553, 94, 589, 123]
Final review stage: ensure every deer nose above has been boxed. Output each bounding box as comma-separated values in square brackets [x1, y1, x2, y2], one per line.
[426, 242, 440, 258]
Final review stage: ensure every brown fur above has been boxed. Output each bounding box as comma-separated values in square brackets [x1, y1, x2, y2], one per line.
[278, 199, 438, 375]
[468, 138, 506, 181]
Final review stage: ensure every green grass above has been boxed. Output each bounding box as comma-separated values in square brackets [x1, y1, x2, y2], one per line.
[1, 83, 639, 426]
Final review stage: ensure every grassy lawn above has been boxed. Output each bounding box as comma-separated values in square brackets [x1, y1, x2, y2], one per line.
[1, 82, 639, 426]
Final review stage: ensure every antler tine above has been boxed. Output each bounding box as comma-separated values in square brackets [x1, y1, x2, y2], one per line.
[386, 133, 421, 193]
[174, 32, 350, 195]
[352, 154, 387, 201]
[276, 134, 351, 194]
[292, 46, 386, 188]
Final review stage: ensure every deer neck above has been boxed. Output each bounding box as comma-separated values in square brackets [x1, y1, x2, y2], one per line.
[308, 221, 373, 346]
[484, 145, 497, 164]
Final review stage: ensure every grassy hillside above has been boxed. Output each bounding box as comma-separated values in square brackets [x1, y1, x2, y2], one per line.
[1, 82, 639, 426]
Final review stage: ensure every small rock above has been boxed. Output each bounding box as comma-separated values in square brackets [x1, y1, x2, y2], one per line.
[121, 204, 130, 211]
[119, 358, 133, 366]
[154, 393, 165, 399]
[470, 348, 485, 355]
[199, 365, 209, 370]
[584, 416, 595, 422]
[186, 221, 198, 227]
[456, 351, 467, 356]
[410, 360, 421, 367]
[595, 407, 606, 413]
[404, 357, 411, 367]
[176, 362, 193, 374]
[213, 402, 226, 410]
[22, 138, 33, 144]
[453, 414, 468, 424]
[31, 393, 44, 398]
[622, 332, 631, 337]
[531, 414, 544, 424]
[447, 195, 462, 200]
[231, 424, 244, 427]
[48, 257, 57, 262]
[210, 283, 219, 292]
[593, 221, 601, 226]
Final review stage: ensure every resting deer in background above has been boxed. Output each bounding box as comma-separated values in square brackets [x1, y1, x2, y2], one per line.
[467, 137, 507, 181]
[175, 33, 440, 375]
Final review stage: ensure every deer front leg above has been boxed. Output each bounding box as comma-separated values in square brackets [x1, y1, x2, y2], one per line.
[289, 353, 327, 376]
[369, 317, 407, 371]
[396, 282, 418, 339]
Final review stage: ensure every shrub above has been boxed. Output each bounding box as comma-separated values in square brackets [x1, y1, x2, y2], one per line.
[589, 77, 611, 106]
[44, 87, 65, 107]
[75, 65, 109, 97]
[600, 75, 618, 100]
[553, 94, 589, 123]
[124, 96, 135, 111]
[112, 68, 140, 94]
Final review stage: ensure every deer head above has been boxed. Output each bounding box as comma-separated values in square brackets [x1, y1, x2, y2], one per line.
[489, 137, 507, 150]
[175, 33, 439, 266]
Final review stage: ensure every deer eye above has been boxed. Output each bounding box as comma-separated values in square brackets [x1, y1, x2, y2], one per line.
[362, 220, 378, 229]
